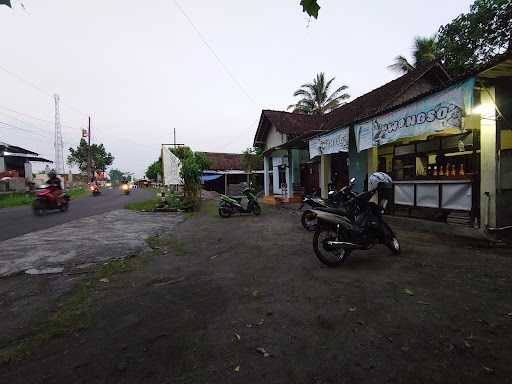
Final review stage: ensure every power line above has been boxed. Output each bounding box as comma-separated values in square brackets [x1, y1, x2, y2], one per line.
[0, 106, 75, 131]
[217, 118, 259, 149]
[172, 0, 259, 107]
[0, 64, 89, 117]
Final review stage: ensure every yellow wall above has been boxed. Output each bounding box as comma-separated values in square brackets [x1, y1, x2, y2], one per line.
[501, 130, 512, 150]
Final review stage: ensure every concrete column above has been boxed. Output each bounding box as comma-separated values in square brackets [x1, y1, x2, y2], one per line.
[320, 154, 331, 199]
[0, 157, 5, 173]
[480, 86, 497, 228]
[224, 173, 228, 195]
[263, 156, 270, 196]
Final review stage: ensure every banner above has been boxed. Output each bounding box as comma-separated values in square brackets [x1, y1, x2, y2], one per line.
[309, 127, 349, 159]
[162, 145, 183, 185]
[308, 137, 321, 159]
[355, 78, 475, 151]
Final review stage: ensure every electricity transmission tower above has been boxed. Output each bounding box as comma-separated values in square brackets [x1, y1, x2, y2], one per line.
[53, 94, 64, 174]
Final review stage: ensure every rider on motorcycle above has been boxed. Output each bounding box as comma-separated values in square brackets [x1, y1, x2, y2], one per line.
[45, 170, 65, 205]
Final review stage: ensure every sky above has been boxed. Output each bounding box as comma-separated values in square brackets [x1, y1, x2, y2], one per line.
[0, 0, 474, 178]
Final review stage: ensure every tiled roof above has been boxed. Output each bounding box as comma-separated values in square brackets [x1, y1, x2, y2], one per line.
[320, 61, 451, 131]
[200, 152, 263, 171]
[253, 110, 324, 146]
[253, 61, 451, 147]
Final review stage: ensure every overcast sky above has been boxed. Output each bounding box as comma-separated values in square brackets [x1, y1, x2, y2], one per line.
[0, 0, 474, 177]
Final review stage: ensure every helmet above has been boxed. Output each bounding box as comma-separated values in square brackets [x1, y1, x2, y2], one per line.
[48, 169, 57, 178]
[368, 172, 392, 191]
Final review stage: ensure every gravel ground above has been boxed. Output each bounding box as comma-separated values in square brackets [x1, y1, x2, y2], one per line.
[0, 201, 511, 384]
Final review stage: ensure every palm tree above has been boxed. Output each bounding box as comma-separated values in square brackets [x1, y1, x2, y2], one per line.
[389, 35, 437, 74]
[287, 72, 350, 115]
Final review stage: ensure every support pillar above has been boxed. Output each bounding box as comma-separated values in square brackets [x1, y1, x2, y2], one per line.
[480, 86, 497, 228]
[320, 154, 331, 199]
[224, 173, 228, 195]
[286, 150, 293, 198]
[263, 156, 270, 197]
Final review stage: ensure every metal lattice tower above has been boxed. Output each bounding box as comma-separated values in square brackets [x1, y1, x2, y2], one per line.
[53, 94, 64, 174]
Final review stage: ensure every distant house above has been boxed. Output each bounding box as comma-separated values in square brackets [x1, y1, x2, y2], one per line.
[199, 152, 263, 195]
[0, 142, 52, 192]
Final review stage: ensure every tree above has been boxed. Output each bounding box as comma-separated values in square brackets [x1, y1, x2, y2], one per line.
[108, 168, 125, 183]
[145, 159, 161, 181]
[67, 139, 114, 175]
[301, 0, 321, 19]
[388, 35, 438, 74]
[436, 0, 512, 75]
[179, 151, 209, 209]
[287, 72, 350, 115]
[241, 147, 263, 189]
[170, 146, 193, 161]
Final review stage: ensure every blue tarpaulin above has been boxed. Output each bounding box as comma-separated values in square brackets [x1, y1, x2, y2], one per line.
[201, 174, 223, 182]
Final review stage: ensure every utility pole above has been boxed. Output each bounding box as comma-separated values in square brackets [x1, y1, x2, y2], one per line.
[173, 128, 176, 147]
[87, 116, 91, 182]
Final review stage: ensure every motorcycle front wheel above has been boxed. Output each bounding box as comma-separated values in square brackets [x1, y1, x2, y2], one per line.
[313, 227, 351, 267]
[381, 222, 401, 255]
[301, 210, 317, 231]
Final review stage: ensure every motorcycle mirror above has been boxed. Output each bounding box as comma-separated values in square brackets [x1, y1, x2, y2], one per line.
[328, 190, 335, 196]
[350, 177, 356, 185]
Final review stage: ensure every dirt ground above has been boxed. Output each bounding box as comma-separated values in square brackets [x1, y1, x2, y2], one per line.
[0, 201, 511, 384]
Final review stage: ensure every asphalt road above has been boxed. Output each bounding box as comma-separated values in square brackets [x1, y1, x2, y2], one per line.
[0, 187, 157, 241]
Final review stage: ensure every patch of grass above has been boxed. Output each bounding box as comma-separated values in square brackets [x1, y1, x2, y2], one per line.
[0, 187, 88, 210]
[125, 196, 161, 211]
[67, 187, 88, 199]
[0, 282, 92, 364]
[183, 199, 219, 220]
[125, 191, 182, 212]
[0, 193, 33, 209]
[147, 234, 186, 256]
[0, 252, 153, 364]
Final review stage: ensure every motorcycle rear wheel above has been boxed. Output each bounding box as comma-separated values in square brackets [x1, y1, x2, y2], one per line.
[59, 202, 69, 212]
[252, 204, 261, 216]
[218, 206, 232, 218]
[33, 206, 46, 216]
[301, 210, 317, 231]
[313, 227, 351, 267]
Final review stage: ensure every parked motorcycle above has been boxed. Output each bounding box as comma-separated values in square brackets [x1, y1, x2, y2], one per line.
[32, 185, 70, 216]
[300, 178, 357, 231]
[121, 183, 130, 195]
[218, 188, 261, 217]
[310, 173, 400, 267]
[89, 183, 101, 196]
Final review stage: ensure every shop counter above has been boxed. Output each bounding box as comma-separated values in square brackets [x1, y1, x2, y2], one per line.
[393, 179, 472, 211]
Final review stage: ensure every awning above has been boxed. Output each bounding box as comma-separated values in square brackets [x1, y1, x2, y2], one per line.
[201, 174, 223, 182]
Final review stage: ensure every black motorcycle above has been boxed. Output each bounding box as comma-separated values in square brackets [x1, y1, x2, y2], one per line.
[300, 178, 357, 231]
[310, 181, 400, 267]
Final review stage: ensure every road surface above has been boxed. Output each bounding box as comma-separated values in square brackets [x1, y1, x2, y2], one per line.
[0, 187, 157, 241]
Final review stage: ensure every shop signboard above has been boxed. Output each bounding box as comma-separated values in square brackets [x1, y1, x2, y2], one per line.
[309, 127, 349, 159]
[354, 78, 475, 151]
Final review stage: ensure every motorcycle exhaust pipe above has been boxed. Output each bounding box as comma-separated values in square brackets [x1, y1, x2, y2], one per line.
[327, 241, 360, 249]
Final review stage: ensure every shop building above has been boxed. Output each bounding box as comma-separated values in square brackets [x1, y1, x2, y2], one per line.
[254, 52, 512, 231]
[311, 52, 512, 230]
